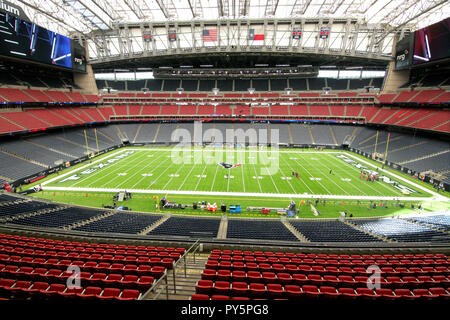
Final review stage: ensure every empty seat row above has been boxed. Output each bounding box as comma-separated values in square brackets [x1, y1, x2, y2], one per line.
[0, 279, 140, 300]
[205, 259, 449, 276]
[201, 269, 449, 289]
[208, 254, 449, 268]
[0, 265, 154, 291]
[195, 280, 450, 300]
[0, 243, 182, 261]
[210, 250, 447, 261]
[0, 250, 177, 269]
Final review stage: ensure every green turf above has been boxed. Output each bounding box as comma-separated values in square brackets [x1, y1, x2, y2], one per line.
[29, 190, 447, 219]
[25, 146, 449, 218]
[37, 147, 436, 197]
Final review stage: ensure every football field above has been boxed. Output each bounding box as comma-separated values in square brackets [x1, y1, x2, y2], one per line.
[38, 147, 446, 202]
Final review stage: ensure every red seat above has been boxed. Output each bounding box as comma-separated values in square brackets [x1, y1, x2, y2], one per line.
[231, 282, 248, 296]
[394, 289, 418, 299]
[338, 275, 355, 287]
[247, 271, 262, 283]
[355, 288, 377, 299]
[284, 285, 301, 300]
[196, 280, 213, 295]
[249, 283, 266, 298]
[191, 294, 209, 300]
[213, 281, 230, 295]
[211, 295, 229, 300]
[26, 281, 49, 296]
[44, 283, 66, 298]
[121, 275, 139, 289]
[217, 269, 231, 281]
[375, 288, 397, 300]
[429, 287, 450, 298]
[267, 283, 284, 299]
[258, 263, 272, 273]
[338, 287, 359, 299]
[276, 273, 292, 285]
[302, 285, 321, 298]
[412, 289, 438, 299]
[245, 262, 258, 272]
[262, 272, 277, 284]
[117, 289, 140, 300]
[136, 276, 154, 291]
[97, 288, 121, 300]
[231, 270, 246, 282]
[231, 262, 245, 271]
[90, 273, 107, 286]
[201, 269, 216, 281]
[320, 286, 339, 299]
[232, 296, 250, 300]
[151, 266, 166, 279]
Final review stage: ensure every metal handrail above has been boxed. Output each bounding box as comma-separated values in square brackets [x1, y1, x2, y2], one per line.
[140, 239, 200, 300]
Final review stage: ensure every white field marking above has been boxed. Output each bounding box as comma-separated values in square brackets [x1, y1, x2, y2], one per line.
[195, 175, 207, 178]
[116, 151, 166, 188]
[41, 148, 133, 186]
[323, 153, 384, 196]
[225, 175, 234, 179]
[252, 176, 264, 179]
[318, 155, 365, 195]
[162, 162, 186, 190]
[241, 163, 246, 193]
[345, 152, 448, 200]
[262, 164, 280, 193]
[130, 152, 170, 189]
[125, 147, 339, 154]
[301, 153, 351, 196]
[194, 165, 208, 191]
[297, 153, 351, 195]
[251, 161, 263, 193]
[290, 157, 332, 194]
[41, 186, 445, 202]
[86, 151, 151, 188]
[309, 178, 322, 181]
[142, 174, 153, 177]
[281, 177, 293, 180]
[178, 163, 197, 190]
[147, 157, 176, 189]
[118, 173, 127, 176]
[210, 165, 219, 192]
[70, 150, 145, 187]
[67, 153, 145, 187]
[335, 153, 414, 197]
[279, 155, 313, 194]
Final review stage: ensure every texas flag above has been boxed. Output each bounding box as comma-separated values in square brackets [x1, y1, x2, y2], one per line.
[249, 28, 264, 41]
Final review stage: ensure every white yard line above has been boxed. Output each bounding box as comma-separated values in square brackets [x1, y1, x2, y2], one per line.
[41, 148, 132, 186]
[210, 165, 219, 192]
[344, 152, 448, 201]
[130, 153, 170, 188]
[41, 185, 446, 202]
[178, 163, 197, 191]
[86, 151, 152, 187]
[279, 155, 313, 194]
[126, 148, 339, 154]
[319, 154, 369, 196]
[250, 160, 263, 193]
[290, 157, 332, 194]
[241, 163, 246, 193]
[324, 153, 387, 196]
[117, 152, 166, 188]
[297, 153, 350, 195]
[194, 165, 208, 191]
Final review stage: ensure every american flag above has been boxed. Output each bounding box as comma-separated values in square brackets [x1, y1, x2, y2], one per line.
[202, 29, 218, 42]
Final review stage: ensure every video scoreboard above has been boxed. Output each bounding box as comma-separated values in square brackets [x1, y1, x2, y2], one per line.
[0, 7, 87, 72]
[395, 17, 450, 70]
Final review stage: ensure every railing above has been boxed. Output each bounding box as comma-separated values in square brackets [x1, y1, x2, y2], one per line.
[140, 239, 201, 300]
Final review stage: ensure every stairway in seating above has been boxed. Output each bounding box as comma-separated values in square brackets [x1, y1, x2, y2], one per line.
[398, 149, 450, 165]
[288, 124, 294, 144]
[329, 125, 338, 145]
[148, 251, 209, 300]
[342, 219, 391, 242]
[153, 123, 161, 143]
[308, 126, 315, 144]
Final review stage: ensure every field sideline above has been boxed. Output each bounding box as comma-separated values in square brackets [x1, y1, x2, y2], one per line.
[37, 147, 448, 202]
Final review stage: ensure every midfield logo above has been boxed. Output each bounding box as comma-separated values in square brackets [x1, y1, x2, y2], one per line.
[218, 162, 242, 169]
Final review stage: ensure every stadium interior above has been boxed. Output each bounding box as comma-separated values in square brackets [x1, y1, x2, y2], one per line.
[0, 0, 449, 306]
